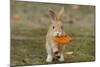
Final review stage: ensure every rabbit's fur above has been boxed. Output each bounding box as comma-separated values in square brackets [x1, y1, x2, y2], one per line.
[46, 7, 66, 62]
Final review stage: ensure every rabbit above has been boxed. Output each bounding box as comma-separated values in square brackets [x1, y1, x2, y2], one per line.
[46, 7, 66, 62]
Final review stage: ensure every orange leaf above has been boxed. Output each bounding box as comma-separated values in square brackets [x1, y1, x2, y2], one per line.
[53, 35, 72, 45]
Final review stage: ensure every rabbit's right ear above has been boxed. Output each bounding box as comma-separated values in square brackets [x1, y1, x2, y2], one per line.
[57, 7, 64, 20]
[48, 8, 56, 20]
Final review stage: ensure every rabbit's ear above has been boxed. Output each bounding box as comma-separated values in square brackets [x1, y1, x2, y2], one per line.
[57, 7, 64, 20]
[48, 8, 57, 20]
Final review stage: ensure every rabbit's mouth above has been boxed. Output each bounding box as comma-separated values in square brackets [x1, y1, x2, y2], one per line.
[53, 31, 62, 36]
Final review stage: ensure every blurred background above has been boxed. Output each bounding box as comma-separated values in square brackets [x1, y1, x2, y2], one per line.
[11, 0, 95, 66]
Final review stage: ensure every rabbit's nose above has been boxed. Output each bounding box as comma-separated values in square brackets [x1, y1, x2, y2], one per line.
[57, 33, 59, 36]
[54, 32, 62, 36]
[57, 32, 62, 36]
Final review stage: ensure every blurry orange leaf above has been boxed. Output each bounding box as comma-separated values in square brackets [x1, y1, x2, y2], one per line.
[53, 35, 72, 45]
[12, 15, 21, 20]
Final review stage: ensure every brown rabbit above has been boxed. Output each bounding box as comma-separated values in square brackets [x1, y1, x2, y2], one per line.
[46, 7, 66, 62]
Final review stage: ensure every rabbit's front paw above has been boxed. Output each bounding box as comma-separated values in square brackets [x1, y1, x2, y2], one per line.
[46, 55, 53, 63]
[58, 55, 64, 62]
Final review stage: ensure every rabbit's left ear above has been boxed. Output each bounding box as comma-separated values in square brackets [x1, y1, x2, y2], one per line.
[48, 8, 57, 21]
[57, 7, 64, 20]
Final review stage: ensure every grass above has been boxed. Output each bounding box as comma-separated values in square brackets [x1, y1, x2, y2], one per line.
[11, 28, 95, 66]
[11, 0, 95, 66]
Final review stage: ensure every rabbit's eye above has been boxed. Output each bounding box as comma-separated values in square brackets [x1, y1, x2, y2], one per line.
[53, 26, 55, 29]
[61, 26, 63, 29]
